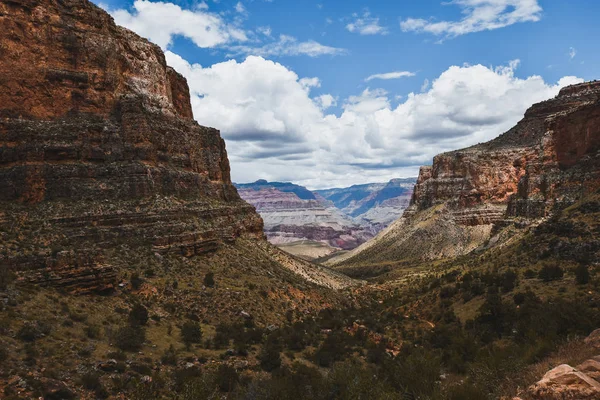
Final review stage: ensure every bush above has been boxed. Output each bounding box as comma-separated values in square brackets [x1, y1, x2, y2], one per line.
[115, 325, 146, 352]
[523, 269, 537, 279]
[0, 268, 15, 290]
[129, 304, 149, 326]
[80, 372, 102, 391]
[17, 323, 41, 342]
[539, 265, 564, 282]
[500, 270, 518, 292]
[216, 364, 239, 392]
[181, 321, 203, 348]
[85, 325, 101, 339]
[513, 292, 526, 306]
[258, 336, 282, 372]
[130, 273, 144, 290]
[203, 272, 215, 288]
[575, 264, 590, 285]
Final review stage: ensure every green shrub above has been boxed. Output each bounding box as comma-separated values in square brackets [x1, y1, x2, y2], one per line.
[258, 336, 282, 372]
[129, 304, 149, 326]
[161, 345, 178, 366]
[181, 321, 203, 348]
[538, 264, 564, 282]
[216, 364, 239, 392]
[130, 273, 144, 290]
[115, 325, 146, 352]
[575, 264, 590, 285]
[203, 272, 215, 288]
[17, 323, 41, 342]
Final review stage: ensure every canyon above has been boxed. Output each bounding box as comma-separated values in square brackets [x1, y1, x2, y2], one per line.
[1, 0, 600, 398]
[0, 0, 355, 296]
[333, 81, 600, 268]
[235, 178, 415, 260]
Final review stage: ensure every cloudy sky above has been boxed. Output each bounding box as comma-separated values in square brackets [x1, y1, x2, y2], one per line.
[96, 0, 598, 189]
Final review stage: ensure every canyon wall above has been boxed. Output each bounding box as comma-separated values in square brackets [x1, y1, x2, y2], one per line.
[0, 0, 274, 293]
[334, 81, 600, 267]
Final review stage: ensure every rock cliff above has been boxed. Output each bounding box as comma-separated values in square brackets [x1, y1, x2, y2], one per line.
[333, 81, 600, 267]
[236, 181, 374, 254]
[0, 0, 352, 293]
[316, 178, 416, 232]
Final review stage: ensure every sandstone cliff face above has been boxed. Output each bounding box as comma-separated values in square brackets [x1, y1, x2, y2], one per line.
[334, 81, 600, 267]
[0, 0, 268, 293]
[237, 184, 374, 251]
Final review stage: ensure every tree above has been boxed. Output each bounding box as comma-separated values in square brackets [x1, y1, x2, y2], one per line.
[115, 325, 146, 351]
[258, 336, 282, 372]
[129, 304, 149, 326]
[538, 265, 564, 282]
[181, 321, 203, 348]
[575, 264, 590, 285]
[203, 272, 215, 288]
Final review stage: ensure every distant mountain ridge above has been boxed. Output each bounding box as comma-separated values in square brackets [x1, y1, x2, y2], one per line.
[234, 178, 416, 259]
[316, 178, 416, 215]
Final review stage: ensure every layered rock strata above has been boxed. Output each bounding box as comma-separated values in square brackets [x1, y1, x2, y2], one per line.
[333, 81, 600, 266]
[0, 0, 274, 293]
[237, 184, 373, 250]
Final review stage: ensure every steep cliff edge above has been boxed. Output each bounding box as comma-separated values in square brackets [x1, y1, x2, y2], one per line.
[333, 81, 600, 268]
[0, 0, 354, 294]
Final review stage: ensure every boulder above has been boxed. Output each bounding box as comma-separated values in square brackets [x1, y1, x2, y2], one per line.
[585, 329, 600, 349]
[529, 364, 600, 399]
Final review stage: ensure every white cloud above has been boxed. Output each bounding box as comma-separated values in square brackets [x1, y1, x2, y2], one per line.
[346, 11, 388, 35]
[316, 94, 337, 110]
[226, 34, 347, 57]
[365, 71, 416, 82]
[166, 52, 582, 189]
[235, 1, 245, 13]
[569, 47, 577, 59]
[420, 78, 430, 92]
[401, 0, 543, 39]
[257, 26, 272, 36]
[110, 0, 248, 49]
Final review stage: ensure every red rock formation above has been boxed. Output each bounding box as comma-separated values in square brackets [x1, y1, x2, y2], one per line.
[335, 81, 600, 266]
[410, 81, 600, 222]
[0, 0, 264, 292]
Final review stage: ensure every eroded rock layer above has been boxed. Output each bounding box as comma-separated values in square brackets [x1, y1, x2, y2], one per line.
[0, 0, 267, 292]
[334, 81, 600, 267]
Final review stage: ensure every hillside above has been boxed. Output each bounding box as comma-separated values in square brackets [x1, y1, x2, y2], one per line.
[235, 178, 416, 260]
[2, 0, 600, 399]
[235, 180, 375, 259]
[0, 0, 358, 397]
[331, 81, 600, 271]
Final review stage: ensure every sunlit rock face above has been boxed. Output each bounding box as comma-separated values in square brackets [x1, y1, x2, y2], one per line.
[334, 81, 600, 266]
[0, 0, 263, 293]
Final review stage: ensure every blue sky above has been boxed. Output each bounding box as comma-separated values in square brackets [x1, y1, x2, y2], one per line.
[96, 0, 597, 188]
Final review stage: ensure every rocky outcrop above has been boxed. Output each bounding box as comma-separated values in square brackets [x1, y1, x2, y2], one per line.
[236, 182, 374, 251]
[528, 363, 600, 399]
[334, 81, 600, 267]
[316, 178, 416, 230]
[411, 81, 600, 220]
[0, 0, 357, 293]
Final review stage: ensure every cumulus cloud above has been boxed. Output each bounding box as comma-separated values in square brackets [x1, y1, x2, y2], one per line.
[110, 0, 248, 49]
[235, 2, 246, 14]
[107, 1, 341, 58]
[401, 0, 543, 39]
[365, 71, 416, 82]
[346, 11, 388, 35]
[166, 52, 581, 188]
[226, 34, 347, 58]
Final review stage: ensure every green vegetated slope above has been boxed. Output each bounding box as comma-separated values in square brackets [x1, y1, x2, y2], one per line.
[2, 192, 599, 399]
